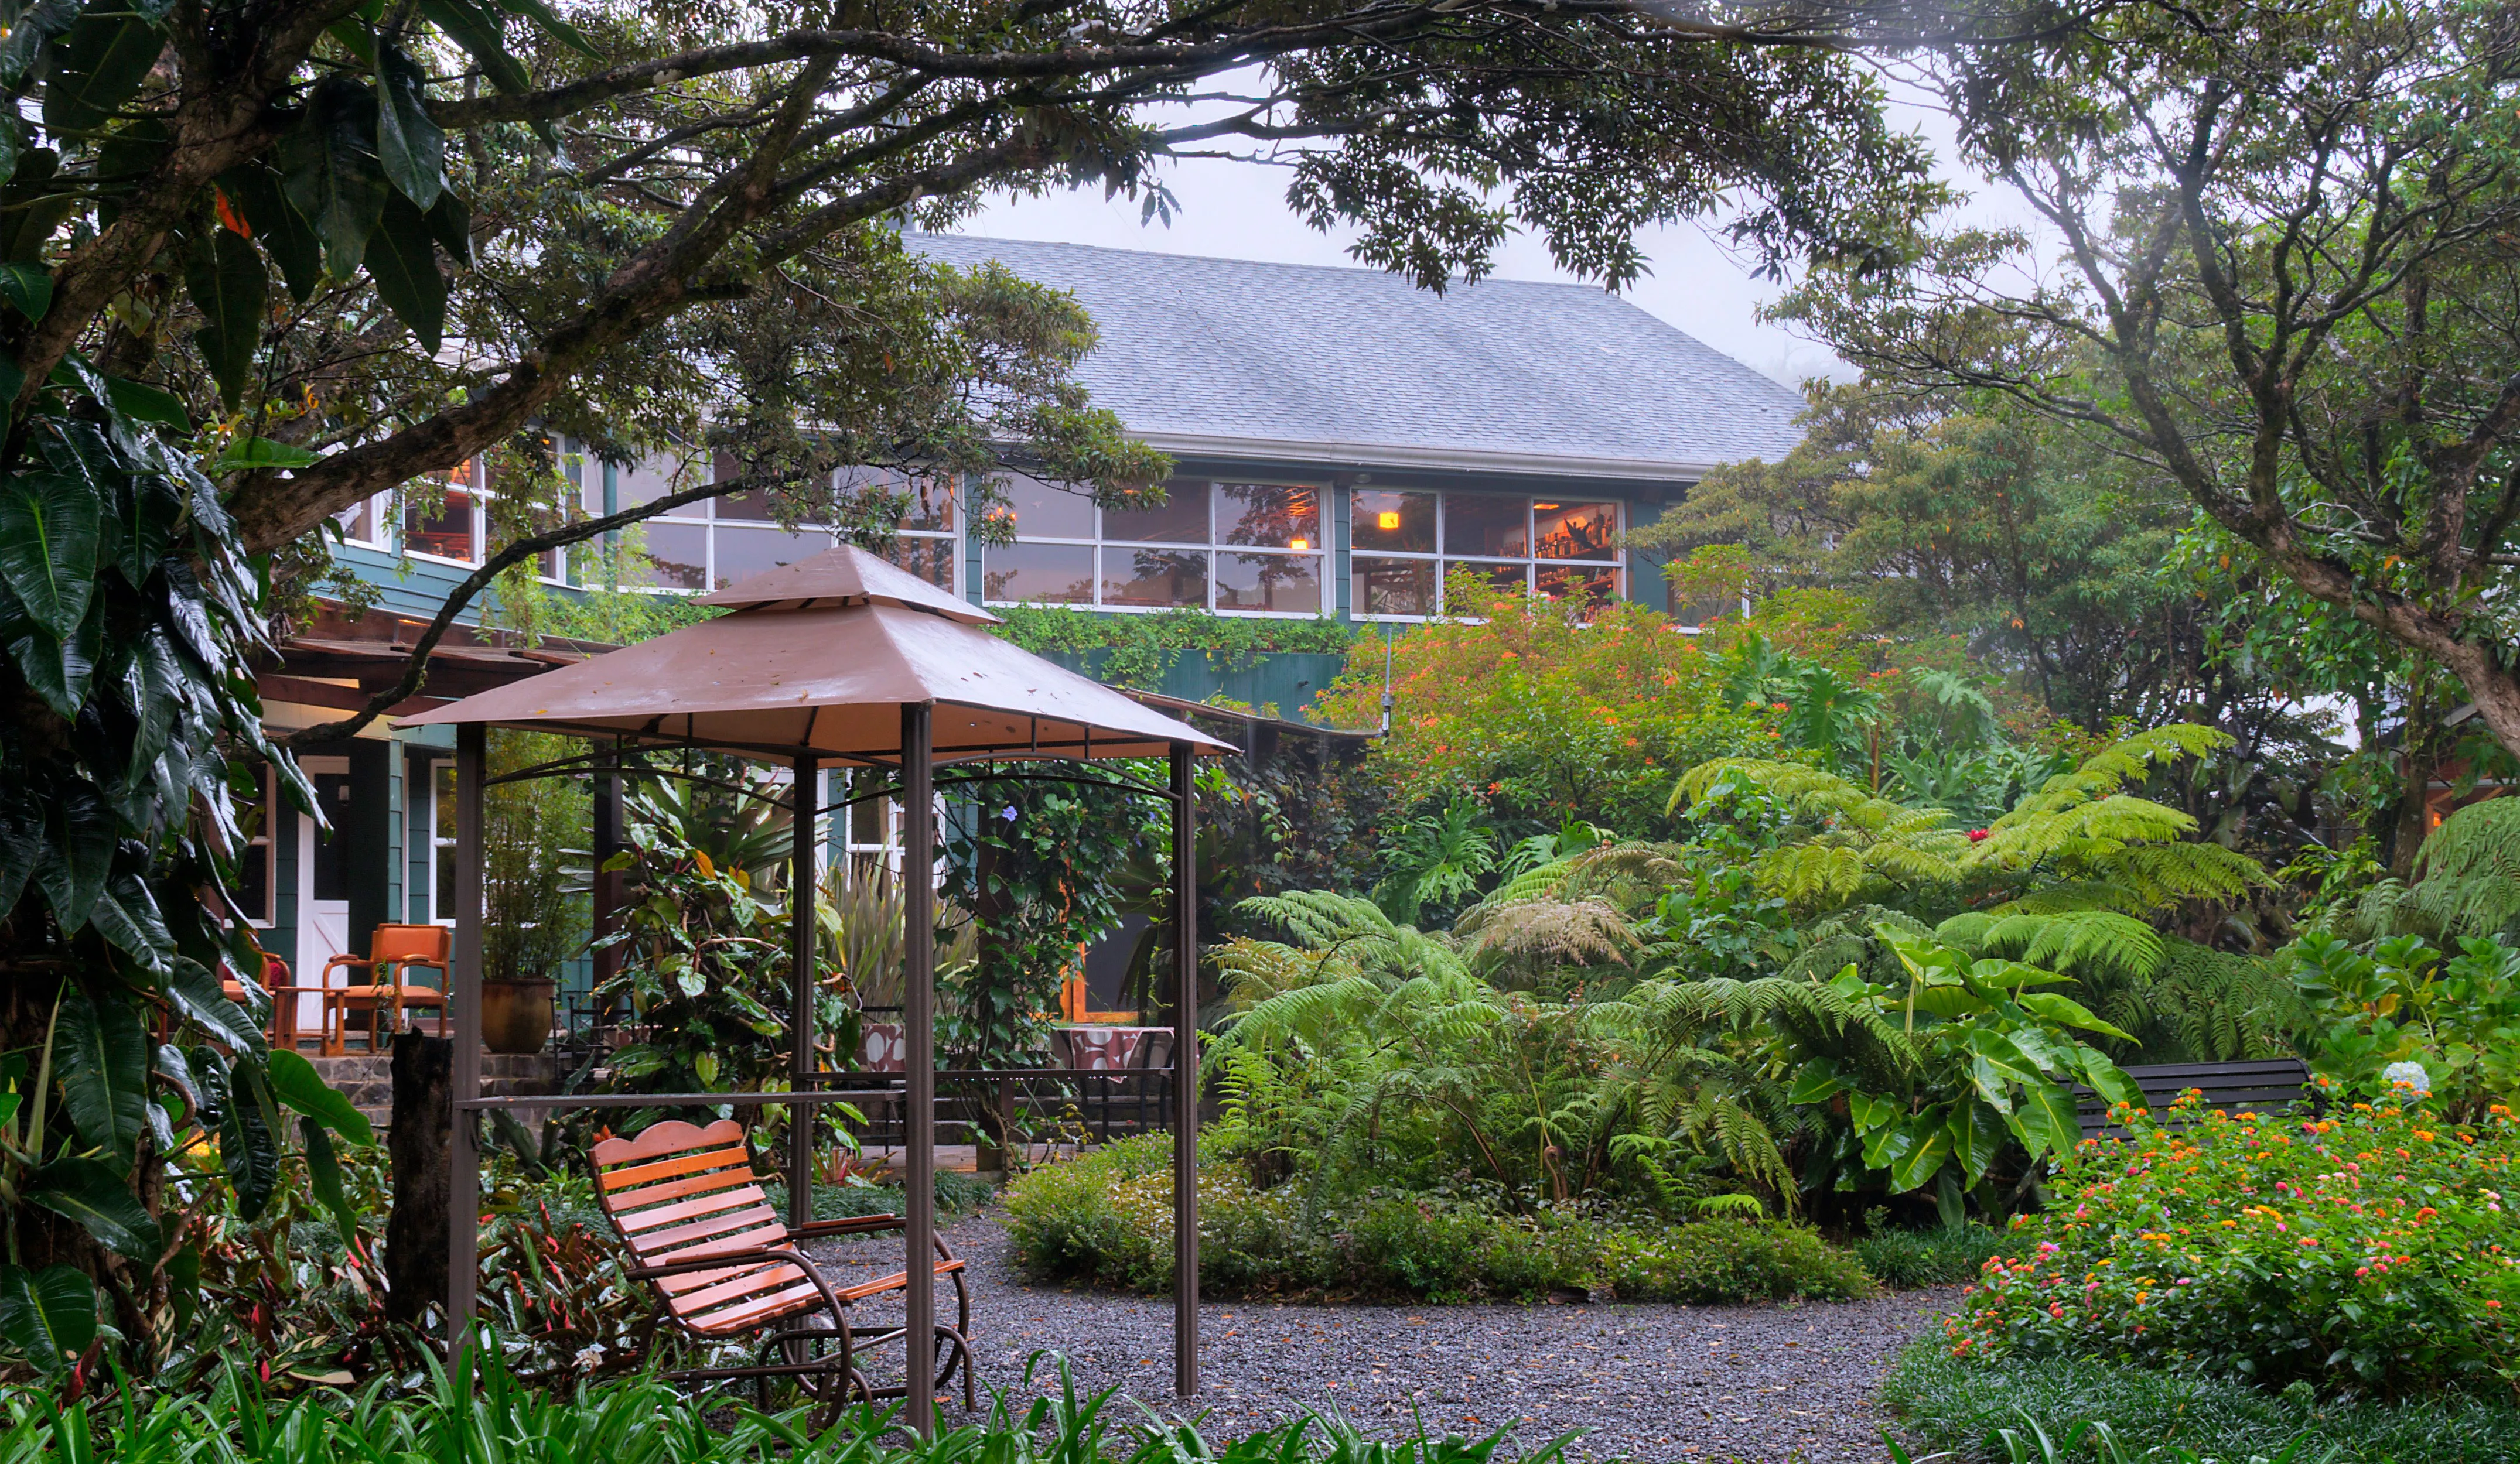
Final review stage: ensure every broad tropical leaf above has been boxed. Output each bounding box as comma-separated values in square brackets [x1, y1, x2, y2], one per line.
[27, 1157, 158, 1257]
[55, 981, 147, 1165]
[0, 471, 100, 637]
[0, 1265, 96, 1374]
[269, 1048, 373, 1145]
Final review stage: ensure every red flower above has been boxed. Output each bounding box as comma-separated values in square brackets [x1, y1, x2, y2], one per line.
[1967, 829, 1991, 842]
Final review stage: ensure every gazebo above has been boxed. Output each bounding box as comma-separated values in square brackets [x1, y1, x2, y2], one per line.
[397, 546, 1233, 1432]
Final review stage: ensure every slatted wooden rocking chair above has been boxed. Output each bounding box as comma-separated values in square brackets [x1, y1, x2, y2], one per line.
[590, 1118, 975, 1420]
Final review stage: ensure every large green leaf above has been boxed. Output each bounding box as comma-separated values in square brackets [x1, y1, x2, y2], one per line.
[220, 1059, 280, 1221]
[104, 375, 188, 430]
[302, 1118, 360, 1250]
[56, 982, 148, 1166]
[268, 1049, 372, 1146]
[1785, 1059, 1844, 1106]
[41, 9, 161, 138]
[417, 0, 530, 98]
[217, 167, 322, 303]
[0, 1265, 96, 1375]
[208, 436, 320, 474]
[27, 1158, 158, 1257]
[88, 866, 171, 969]
[363, 191, 445, 352]
[7, 601, 100, 721]
[164, 957, 264, 1054]
[0, 262, 51, 320]
[277, 76, 388, 282]
[185, 230, 267, 410]
[2013, 1079, 2085, 1161]
[374, 43, 444, 208]
[1948, 1100, 2008, 1185]
[35, 778, 112, 932]
[2017, 990, 2137, 1044]
[0, 471, 100, 638]
[489, 0, 601, 57]
[0, 804, 40, 919]
[422, 190, 473, 268]
[1887, 1121, 1953, 1194]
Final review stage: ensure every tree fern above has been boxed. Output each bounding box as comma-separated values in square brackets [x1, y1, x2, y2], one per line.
[2406, 798, 2520, 937]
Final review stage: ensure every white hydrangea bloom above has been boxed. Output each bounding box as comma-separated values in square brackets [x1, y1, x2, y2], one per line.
[2381, 1061, 2430, 1096]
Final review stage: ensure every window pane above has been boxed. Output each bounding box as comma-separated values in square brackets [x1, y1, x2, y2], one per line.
[1443, 494, 1528, 557]
[984, 541, 1095, 603]
[1216, 552, 1321, 614]
[432, 762, 456, 921]
[1102, 483, 1208, 545]
[336, 497, 379, 543]
[1353, 490, 1436, 553]
[1536, 564, 1621, 608]
[1354, 556, 1436, 617]
[623, 521, 708, 590]
[616, 456, 695, 507]
[715, 526, 830, 588]
[1532, 501, 1620, 561]
[899, 474, 955, 532]
[404, 487, 476, 560]
[1215, 483, 1321, 550]
[887, 535, 957, 591]
[1102, 547, 1208, 608]
[995, 474, 1097, 539]
[1447, 561, 1529, 608]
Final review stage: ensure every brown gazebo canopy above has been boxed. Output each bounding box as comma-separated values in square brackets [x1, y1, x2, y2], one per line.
[399, 546, 1230, 1431]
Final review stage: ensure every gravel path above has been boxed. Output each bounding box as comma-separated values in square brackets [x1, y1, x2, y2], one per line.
[804, 1214, 1955, 1464]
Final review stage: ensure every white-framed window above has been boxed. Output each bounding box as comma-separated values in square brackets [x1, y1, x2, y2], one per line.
[428, 760, 457, 924]
[981, 476, 1325, 615]
[402, 459, 486, 566]
[610, 459, 959, 594]
[334, 494, 390, 548]
[1350, 490, 1621, 621]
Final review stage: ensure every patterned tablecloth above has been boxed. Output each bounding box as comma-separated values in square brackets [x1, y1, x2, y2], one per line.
[853, 1022, 1172, 1072]
[1057, 1025, 1170, 1073]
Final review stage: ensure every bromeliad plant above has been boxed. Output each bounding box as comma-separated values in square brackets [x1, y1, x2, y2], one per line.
[1783, 925, 2139, 1222]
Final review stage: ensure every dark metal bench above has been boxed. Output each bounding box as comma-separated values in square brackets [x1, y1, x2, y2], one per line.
[2073, 1058, 2324, 1140]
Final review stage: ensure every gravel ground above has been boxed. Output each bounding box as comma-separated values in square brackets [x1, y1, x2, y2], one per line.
[803, 1213, 1956, 1464]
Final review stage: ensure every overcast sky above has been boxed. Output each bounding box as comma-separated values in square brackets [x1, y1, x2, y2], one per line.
[952, 84, 1992, 389]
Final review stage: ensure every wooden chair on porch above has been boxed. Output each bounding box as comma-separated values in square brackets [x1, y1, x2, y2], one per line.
[590, 1118, 975, 1420]
[320, 923, 452, 1055]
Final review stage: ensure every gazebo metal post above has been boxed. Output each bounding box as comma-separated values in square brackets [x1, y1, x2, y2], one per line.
[1170, 741, 1199, 1398]
[788, 753, 817, 1229]
[901, 703, 937, 1436]
[446, 721, 486, 1362]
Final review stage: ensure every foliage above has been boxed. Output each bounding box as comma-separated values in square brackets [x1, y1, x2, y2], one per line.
[481, 731, 589, 984]
[2287, 933, 2520, 1121]
[1792, 0, 2520, 760]
[587, 781, 796, 1124]
[1782, 925, 2137, 1219]
[0, 1342, 1593, 1464]
[1315, 589, 1773, 836]
[942, 768, 1149, 1063]
[1952, 1094, 2520, 1397]
[1856, 1221, 2016, 1289]
[1001, 1134, 1874, 1304]
[1884, 1343, 2520, 1464]
[987, 607, 1355, 693]
[1674, 726, 2267, 918]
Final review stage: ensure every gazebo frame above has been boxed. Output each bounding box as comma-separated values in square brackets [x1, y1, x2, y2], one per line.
[407, 549, 1221, 1435]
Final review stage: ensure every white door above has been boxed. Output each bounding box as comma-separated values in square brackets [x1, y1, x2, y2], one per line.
[296, 758, 354, 1043]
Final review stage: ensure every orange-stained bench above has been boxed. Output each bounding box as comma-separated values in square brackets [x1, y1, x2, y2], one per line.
[590, 1118, 974, 1418]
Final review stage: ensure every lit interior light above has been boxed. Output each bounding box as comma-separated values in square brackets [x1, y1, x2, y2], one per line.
[1377, 511, 1401, 531]
[1289, 538, 1310, 550]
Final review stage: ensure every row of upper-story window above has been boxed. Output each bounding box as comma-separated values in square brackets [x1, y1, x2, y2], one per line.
[333, 451, 1630, 621]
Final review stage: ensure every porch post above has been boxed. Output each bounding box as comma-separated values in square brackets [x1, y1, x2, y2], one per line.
[901, 703, 937, 1435]
[444, 721, 486, 1360]
[1170, 740, 1199, 1398]
[788, 754, 817, 1229]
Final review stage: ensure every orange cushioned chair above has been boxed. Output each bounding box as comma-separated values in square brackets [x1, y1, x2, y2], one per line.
[321, 923, 452, 1055]
[591, 1118, 974, 1420]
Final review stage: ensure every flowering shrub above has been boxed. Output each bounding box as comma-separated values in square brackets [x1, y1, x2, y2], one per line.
[1951, 1088, 2520, 1397]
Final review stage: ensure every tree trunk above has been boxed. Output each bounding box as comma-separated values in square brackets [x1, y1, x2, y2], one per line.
[385, 1032, 451, 1330]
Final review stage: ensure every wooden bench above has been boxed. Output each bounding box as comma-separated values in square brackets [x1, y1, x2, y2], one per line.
[591, 1118, 974, 1419]
[2074, 1058, 2325, 1141]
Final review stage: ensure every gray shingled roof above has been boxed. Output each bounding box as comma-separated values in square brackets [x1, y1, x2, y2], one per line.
[913, 234, 1805, 482]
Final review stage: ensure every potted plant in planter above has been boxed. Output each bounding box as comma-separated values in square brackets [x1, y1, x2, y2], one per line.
[482, 733, 589, 1055]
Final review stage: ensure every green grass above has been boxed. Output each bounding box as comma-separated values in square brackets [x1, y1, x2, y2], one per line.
[1853, 1223, 2015, 1288]
[1882, 1341, 2520, 1463]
